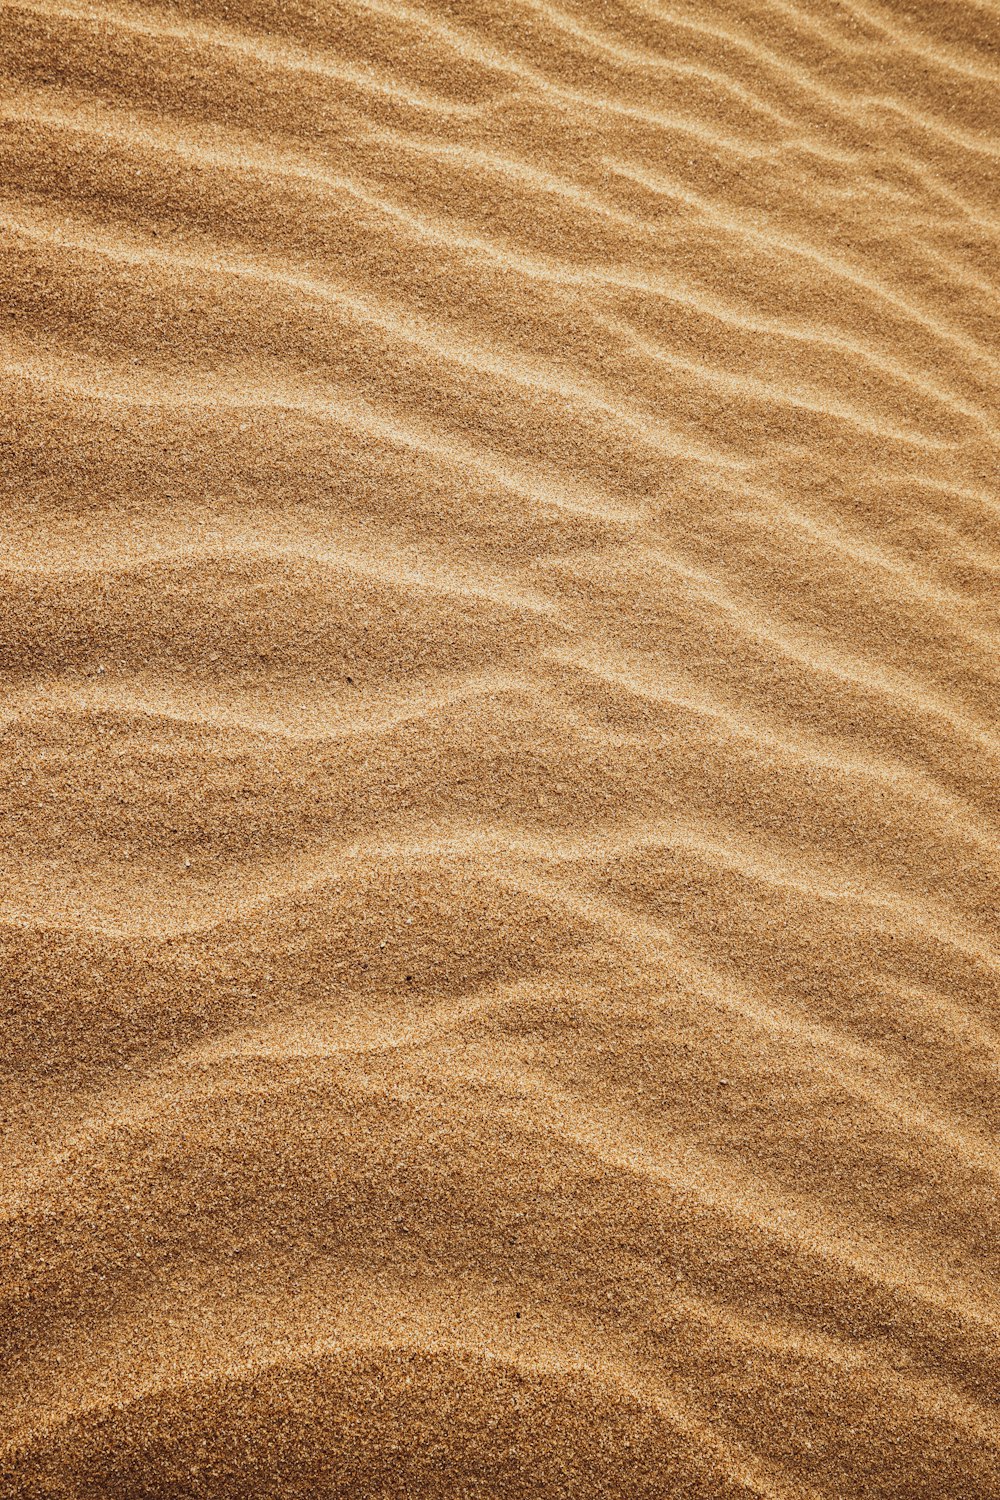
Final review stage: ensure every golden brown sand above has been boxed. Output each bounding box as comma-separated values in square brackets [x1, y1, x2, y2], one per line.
[1, 0, 999, 1494]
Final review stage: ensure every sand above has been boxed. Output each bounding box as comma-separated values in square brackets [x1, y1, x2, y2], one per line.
[1, 0, 999, 1494]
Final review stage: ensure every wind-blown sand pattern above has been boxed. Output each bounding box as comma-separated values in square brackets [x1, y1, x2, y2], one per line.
[1, 0, 999, 1493]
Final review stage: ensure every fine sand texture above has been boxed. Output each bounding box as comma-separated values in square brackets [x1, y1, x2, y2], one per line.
[1, 0, 999, 1495]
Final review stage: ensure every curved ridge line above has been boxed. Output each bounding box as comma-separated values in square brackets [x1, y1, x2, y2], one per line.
[893, 155, 1000, 231]
[0, 1330, 815, 1500]
[356, 119, 650, 228]
[768, 0, 1000, 86]
[598, 310, 967, 449]
[632, 552, 1000, 759]
[10, 945, 999, 1302]
[1, 815, 995, 972]
[886, 980, 1000, 1060]
[181, 969, 1000, 1168]
[3, 0, 826, 167]
[13, 0, 998, 166]
[1, 0, 490, 114]
[732, 479, 1000, 633]
[2, 642, 995, 853]
[0, 343, 656, 521]
[369, 0, 1000, 168]
[354, 0, 842, 164]
[0, 535, 560, 617]
[165, 1048, 998, 1338]
[518, 0, 828, 143]
[918, 239, 1000, 312]
[0, 670, 549, 745]
[8, 1266, 996, 1464]
[3, 93, 987, 427]
[553, 648, 998, 850]
[145, 924, 1000, 1185]
[508, 874, 1000, 1179]
[6, 1038, 998, 1348]
[555, 822, 1000, 977]
[607, 159, 1000, 375]
[442, 1062, 1000, 1334]
[884, 473, 1000, 523]
[0, 206, 738, 467]
[633, 0, 1000, 158]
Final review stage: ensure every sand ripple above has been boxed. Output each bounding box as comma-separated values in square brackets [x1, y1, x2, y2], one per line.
[1, 0, 998, 1493]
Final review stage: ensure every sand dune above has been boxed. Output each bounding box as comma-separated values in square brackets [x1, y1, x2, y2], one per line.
[1, 0, 999, 1494]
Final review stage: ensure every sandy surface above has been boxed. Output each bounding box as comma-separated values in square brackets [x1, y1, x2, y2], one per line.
[1, 0, 999, 1494]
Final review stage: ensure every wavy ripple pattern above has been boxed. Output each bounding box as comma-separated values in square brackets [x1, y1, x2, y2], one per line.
[1, 0, 998, 1495]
